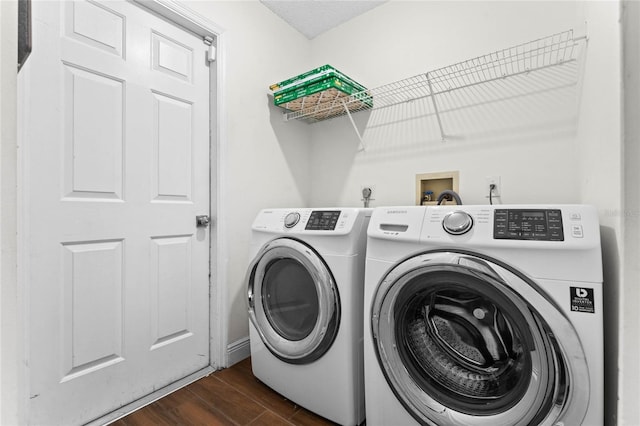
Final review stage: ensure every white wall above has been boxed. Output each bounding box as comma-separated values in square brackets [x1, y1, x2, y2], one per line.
[0, 1, 20, 424]
[309, 1, 585, 208]
[184, 1, 313, 345]
[575, 3, 624, 425]
[621, 1, 640, 425]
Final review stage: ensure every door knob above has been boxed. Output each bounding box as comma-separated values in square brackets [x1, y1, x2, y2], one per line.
[196, 215, 210, 227]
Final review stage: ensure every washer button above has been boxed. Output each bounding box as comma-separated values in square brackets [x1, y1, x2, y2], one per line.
[443, 211, 474, 235]
[571, 224, 584, 238]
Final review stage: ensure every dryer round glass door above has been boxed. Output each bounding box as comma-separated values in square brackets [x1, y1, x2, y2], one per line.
[247, 238, 340, 364]
[370, 250, 590, 426]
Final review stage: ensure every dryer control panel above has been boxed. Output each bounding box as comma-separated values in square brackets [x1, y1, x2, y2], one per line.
[494, 209, 564, 241]
[253, 208, 372, 236]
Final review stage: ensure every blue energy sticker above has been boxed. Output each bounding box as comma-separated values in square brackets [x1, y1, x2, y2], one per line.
[570, 287, 595, 313]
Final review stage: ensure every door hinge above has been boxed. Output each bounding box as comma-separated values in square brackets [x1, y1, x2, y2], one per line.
[204, 36, 216, 63]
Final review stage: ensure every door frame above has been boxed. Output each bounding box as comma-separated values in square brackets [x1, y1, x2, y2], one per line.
[14, 0, 228, 423]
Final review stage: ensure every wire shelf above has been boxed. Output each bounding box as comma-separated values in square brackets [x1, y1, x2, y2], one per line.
[282, 90, 373, 121]
[283, 29, 584, 123]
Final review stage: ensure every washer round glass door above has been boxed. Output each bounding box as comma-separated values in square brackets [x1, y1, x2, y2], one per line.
[371, 250, 590, 426]
[247, 238, 340, 364]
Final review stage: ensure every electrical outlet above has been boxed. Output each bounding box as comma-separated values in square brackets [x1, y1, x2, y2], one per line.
[485, 176, 501, 197]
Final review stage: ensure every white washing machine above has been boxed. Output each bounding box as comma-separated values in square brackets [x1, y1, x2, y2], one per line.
[363, 205, 603, 426]
[246, 208, 371, 425]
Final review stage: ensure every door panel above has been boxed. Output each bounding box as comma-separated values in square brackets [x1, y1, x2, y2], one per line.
[152, 92, 193, 201]
[152, 32, 193, 81]
[150, 235, 193, 349]
[63, 64, 124, 199]
[66, 0, 124, 56]
[24, 1, 211, 424]
[61, 240, 125, 382]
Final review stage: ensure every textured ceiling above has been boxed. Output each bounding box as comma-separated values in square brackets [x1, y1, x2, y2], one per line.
[260, 0, 387, 39]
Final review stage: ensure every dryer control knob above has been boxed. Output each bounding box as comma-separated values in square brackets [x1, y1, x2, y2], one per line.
[443, 211, 474, 235]
[284, 212, 301, 228]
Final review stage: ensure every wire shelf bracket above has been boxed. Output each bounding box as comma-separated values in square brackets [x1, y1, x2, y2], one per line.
[340, 100, 366, 151]
[426, 72, 446, 142]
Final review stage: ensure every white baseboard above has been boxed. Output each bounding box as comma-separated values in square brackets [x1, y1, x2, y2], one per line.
[226, 336, 250, 367]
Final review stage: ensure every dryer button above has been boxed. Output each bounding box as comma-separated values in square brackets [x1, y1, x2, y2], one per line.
[284, 212, 300, 228]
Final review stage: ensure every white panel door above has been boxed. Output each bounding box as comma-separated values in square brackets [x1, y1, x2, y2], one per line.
[22, 1, 211, 424]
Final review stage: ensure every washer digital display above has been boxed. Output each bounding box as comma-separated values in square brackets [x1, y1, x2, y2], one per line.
[494, 209, 564, 241]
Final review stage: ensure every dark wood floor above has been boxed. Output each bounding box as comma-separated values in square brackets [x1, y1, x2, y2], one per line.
[111, 357, 336, 426]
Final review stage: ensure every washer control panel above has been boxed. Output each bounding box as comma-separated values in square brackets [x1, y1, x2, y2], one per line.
[494, 209, 564, 241]
[305, 210, 341, 231]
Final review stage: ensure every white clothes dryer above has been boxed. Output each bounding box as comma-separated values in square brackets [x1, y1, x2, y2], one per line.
[363, 205, 603, 426]
[246, 208, 372, 425]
